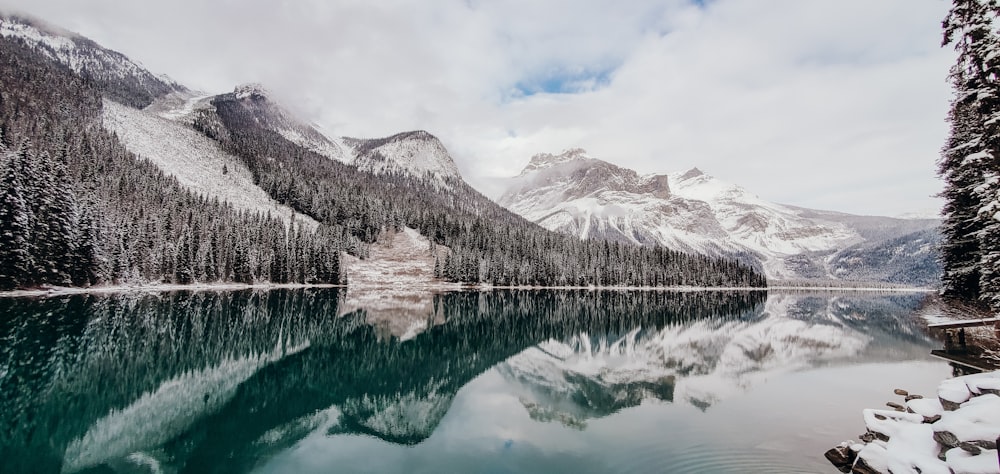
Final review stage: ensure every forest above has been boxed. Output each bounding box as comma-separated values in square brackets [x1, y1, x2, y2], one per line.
[0, 37, 342, 290]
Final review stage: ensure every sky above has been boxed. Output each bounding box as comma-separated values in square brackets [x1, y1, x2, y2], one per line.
[3, 0, 956, 217]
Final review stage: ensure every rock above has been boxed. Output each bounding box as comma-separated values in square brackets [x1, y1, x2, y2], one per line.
[894, 389, 909, 396]
[939, 397, 962, 411]
[859, 432, 875, 443]
[923, 414, 941, 424]
[873, 413, 887, 420]
[905, 394, 923, 401]
[886, 402, 905, 411]
[933, 430, 960, 449]
[851, 456, 882, 474]
[958, 441, 982, 454]
[825, 445, 856, 471]
[967, 439, 998, 450]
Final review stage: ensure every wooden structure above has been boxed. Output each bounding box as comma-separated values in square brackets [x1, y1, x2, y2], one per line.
[927, 317, 1000, 372]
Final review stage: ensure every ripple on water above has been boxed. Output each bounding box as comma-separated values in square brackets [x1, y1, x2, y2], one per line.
[611, 440, 819, 474]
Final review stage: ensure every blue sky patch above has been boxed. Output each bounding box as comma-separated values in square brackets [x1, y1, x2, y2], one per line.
[513, 66, 616, 97]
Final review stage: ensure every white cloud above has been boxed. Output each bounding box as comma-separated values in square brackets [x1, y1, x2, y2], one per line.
[3, 0, 953, 216]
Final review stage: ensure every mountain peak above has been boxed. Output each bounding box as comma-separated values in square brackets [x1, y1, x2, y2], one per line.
[521, 148, 591, 175]
[345, 130, 462, 182]
[679, 167, 705, 181]
[234, 83, 270, 101]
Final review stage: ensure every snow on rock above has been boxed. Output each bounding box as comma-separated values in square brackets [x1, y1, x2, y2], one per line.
[906, 397, 943, 419]
[946, 447, 1000, 474]
[101, 99, 319, 230]
[939, 377, 974, 407]
[935, 393, 1000, 442]
[832, 371, 1000, 474]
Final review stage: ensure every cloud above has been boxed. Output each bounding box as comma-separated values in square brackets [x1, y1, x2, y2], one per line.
[4, 0, 953, 216]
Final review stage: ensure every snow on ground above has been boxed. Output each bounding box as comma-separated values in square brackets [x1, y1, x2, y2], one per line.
[101, 99, 319, 230]
[340, 227, 458, 339]
[144, 90, 214, 123]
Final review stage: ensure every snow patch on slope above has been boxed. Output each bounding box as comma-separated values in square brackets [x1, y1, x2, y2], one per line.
[101, 99, 319, 229]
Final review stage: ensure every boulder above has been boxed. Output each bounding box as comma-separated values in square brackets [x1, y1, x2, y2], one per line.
[933, 430, 960, 449]
[824, 444, 856, 472]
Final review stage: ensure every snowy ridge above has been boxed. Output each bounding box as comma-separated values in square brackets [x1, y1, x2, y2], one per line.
[345, 131, 464, 183]
[0, 15, 180, 101]
[500, 149, 940, 283]
[101, 99, 320, 229]
[226, 84, 350, 164]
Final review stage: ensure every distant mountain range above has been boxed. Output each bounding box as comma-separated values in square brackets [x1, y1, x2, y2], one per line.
[499, 149, 940, 286]
[0, 13, 763, 289]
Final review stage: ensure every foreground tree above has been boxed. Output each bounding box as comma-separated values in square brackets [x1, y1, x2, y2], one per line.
[940, 0, 1000, 308]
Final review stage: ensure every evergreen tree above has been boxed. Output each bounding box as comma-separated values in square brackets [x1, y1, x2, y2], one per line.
[940, 0, 1000, 308]
[0, 150, 32, 289]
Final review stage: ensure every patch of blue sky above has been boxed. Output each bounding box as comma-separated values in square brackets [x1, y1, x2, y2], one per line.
[512, 66, 616, 98]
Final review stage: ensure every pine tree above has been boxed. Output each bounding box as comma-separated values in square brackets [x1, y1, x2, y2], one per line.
[0, 150, 32, 289]
[940, 0, 1000, 308]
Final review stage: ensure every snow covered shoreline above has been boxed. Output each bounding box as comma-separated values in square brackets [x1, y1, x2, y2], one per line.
[0, 282, 934, 299]
[0, 282, 344, 299]
[827, 371, 1000, 473]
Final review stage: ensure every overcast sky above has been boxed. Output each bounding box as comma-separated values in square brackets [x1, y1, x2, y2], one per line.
[5, 0, 955, 217]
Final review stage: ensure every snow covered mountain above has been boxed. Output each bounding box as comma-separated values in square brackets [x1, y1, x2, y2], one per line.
[0, 14, 182, 107]
[499, 149, 940, 285]
[344, 130, 463, 183]
[149, 85, 463, 184]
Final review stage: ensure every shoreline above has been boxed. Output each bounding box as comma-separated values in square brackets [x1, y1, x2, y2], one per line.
[0, 282, 935, 299]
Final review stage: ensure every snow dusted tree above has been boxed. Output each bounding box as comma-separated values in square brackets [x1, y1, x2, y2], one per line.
[941, 0, 1000, 308]
[0, 147, 32, 289]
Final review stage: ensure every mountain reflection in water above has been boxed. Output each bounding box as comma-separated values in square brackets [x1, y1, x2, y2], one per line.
[0, 289, 938, 473]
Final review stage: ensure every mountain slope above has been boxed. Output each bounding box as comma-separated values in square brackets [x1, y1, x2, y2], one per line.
[0, 16, 343, 289]
[0, 14, 181, 107]
[101, 99, 319, 229]
[499, 149, 940, 285]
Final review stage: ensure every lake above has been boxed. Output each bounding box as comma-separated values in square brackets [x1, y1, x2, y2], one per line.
[0, 289, 951, 473]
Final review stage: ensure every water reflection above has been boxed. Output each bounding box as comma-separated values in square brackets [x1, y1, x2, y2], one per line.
[0, 289, 936, 473]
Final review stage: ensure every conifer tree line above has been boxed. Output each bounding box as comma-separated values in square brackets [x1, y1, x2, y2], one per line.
[205, 92, 766, 288]
[939, 0, 1000, 309]
[0, 37, 342, 290]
